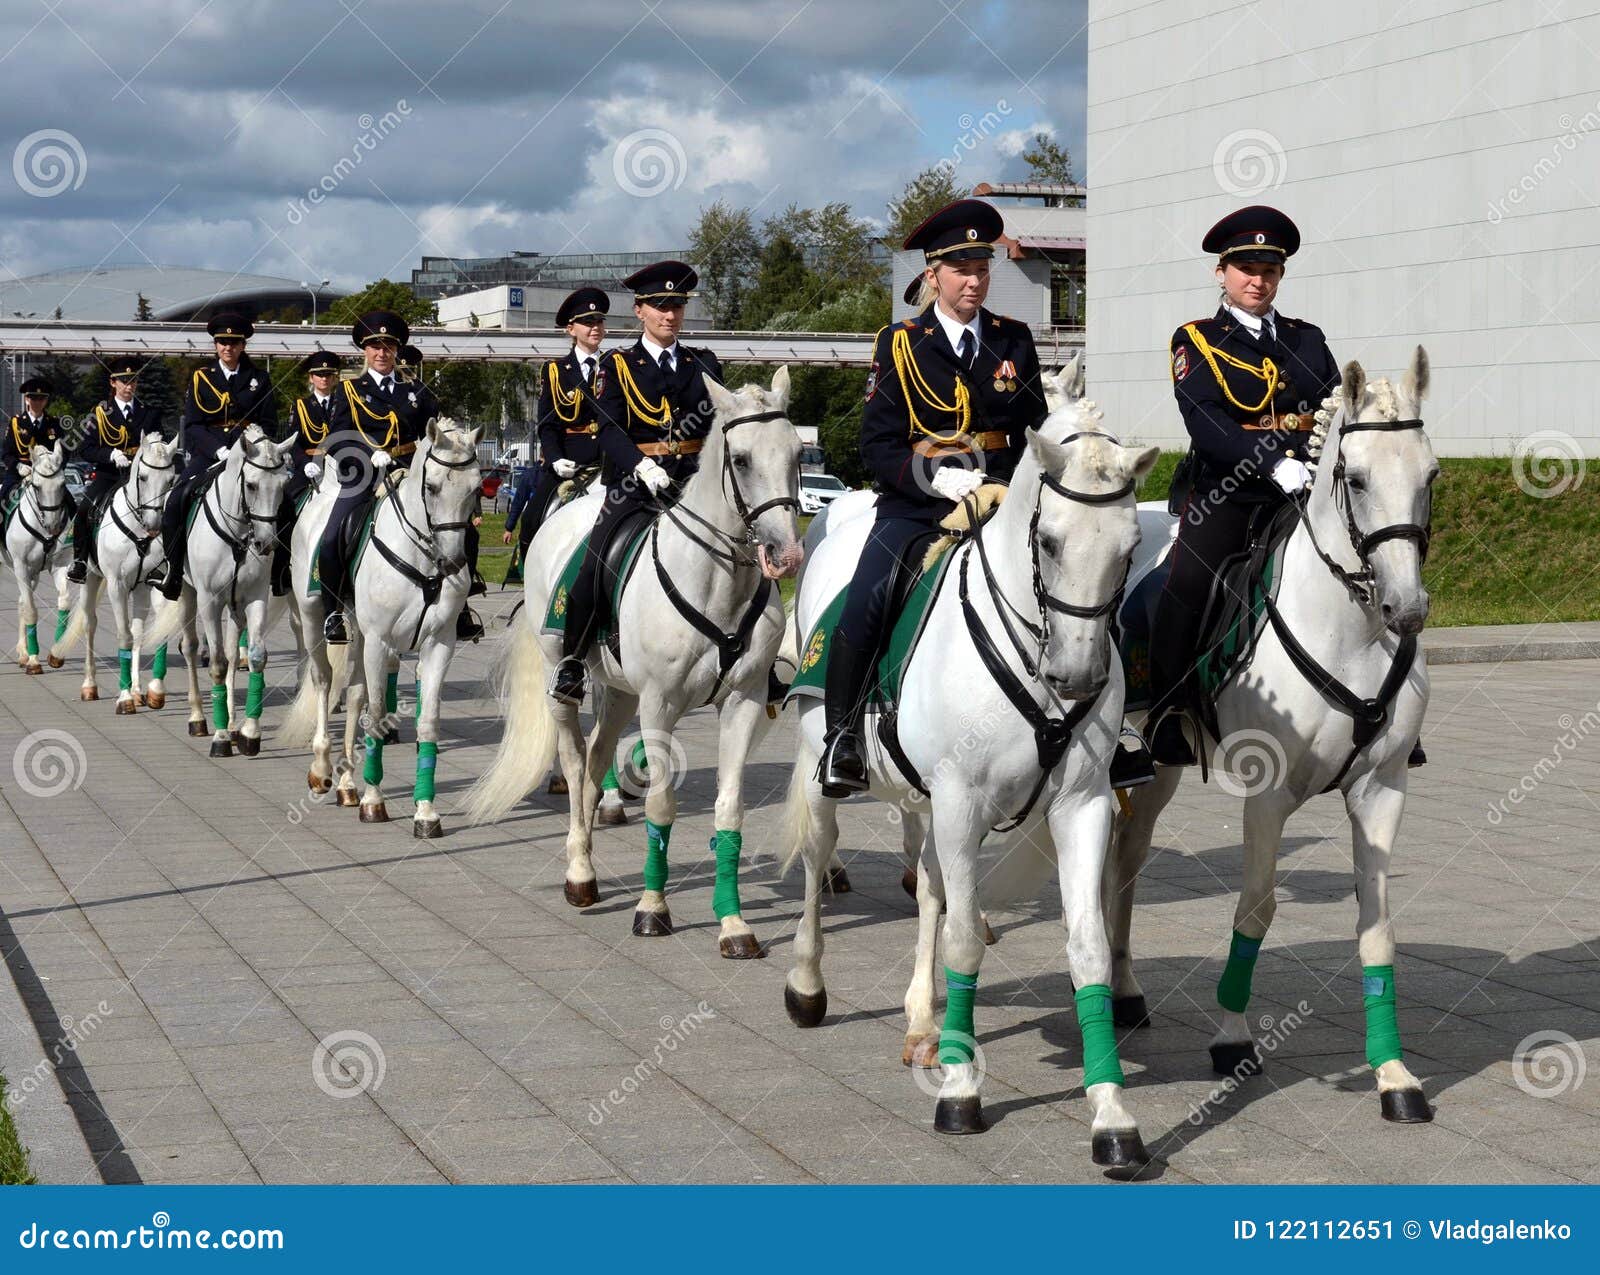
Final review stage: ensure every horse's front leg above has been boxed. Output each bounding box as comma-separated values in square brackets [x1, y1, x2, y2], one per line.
[1345, 767, 1431, 1123]
[181, 596, 205, 737]
[1103, 765, 1182, 1029]
[355, 630, 393, 822]
[630, 690, 684, 938]
[1052, 784, 1147, 1170]
[410, 633, 453, 838]
[563, 684, 636, 907]
[903, 820, 943, 1067]
[141, 587, 169, 710]
[235, 595, 269, 756]
[46, 560, 70, 667]
[926, 788, 992, 1135]
[80, 573, 105, 703]
[18, 568, 43, 673]
[202, 599, 233, 757]
[707, 688, 772, 959]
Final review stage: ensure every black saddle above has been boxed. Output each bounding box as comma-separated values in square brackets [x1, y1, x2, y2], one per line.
[335, 492, 378, 561]
[595, 507, 656, 637]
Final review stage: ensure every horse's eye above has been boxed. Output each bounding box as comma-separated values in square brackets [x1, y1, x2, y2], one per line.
[1038, 536, 1059, 558]
[1346, 474, 1366, 493]
[732, 453, 751, 471]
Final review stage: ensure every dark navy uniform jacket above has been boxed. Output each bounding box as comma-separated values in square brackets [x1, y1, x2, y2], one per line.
[3, 414, 67, 478]
[284, 392, 338, 473]
[325, 370, 442, 489]
[181, 357, 277, 464]
[535, 351, 603, 468]
[593, 340, 724, 486]
[1169, 307, 1338, 503]
[860, 304, 1047, 522]
[78, 399, 168, 470]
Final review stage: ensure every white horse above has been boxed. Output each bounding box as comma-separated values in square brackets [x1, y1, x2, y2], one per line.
[5, 444, 74, 675]
[466, 367, 804, 958]
[55, 434, 179, 710]
[145, 425, 295, 757]
[779, 383, 1160, 1170]
[326, 417, 484, 836]
[1108, 348, 1435, 1124]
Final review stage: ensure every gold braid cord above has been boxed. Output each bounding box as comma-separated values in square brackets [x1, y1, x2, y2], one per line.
[296, 398, 328, 445]
[340, 380, 399, 449]
[610, 353, 671, 429]
[191, 369, 233, 420]
[545, 361, 583, 423]
[95, 405, 131, 451]
[1182, 322, 1278, 413]
[891, 326, 970, 438]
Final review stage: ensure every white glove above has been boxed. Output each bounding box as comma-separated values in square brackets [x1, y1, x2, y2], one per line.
[553, 458, 578, 479]
[1271, 457, 1312, 494]
[371, 449, 392, 469]
[304, 461, 322, 480]
[111, 450, 131, 469]
[215, 445, 230, 460]
[931, 466, 985, 502]
[634, 458, 671, 495]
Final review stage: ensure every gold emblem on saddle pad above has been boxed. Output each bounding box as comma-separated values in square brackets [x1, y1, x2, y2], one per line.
[553, 585, 568, 618]
[800, 628, 826, 674]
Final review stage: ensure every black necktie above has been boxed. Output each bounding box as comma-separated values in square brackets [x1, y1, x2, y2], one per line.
[380, 376, 393, 394]
[582, 357, 595, 383]
[957, 329, 975, 369]
[121, 404, 132, 420]
[658, 350, 674, 376]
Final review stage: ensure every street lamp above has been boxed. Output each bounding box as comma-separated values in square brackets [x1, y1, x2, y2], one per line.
[301, 278, 330, 326]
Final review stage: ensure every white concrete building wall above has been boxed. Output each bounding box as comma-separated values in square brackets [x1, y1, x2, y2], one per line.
[1087, 0, 1600, 455]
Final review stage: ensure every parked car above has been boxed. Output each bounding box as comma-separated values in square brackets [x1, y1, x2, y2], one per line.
[481, 466, 509, 501]
[63, 461, 91, 504]
[798, 471, 849, 515]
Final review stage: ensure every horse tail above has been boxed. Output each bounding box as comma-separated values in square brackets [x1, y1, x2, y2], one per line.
[776, 596, 800, 679]
[53, 593, 91, 657]
[462, 618, 556, 824]
[139, 598, 186, 652]
[281, 644, 345, 746]
[778, 736, 817, 878]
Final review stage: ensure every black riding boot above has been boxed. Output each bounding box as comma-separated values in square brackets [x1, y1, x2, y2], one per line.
[66, 503, 93, 583]
[552, 578, 598, 705]
[1146, 597, 1200, 767]
[817, 631, 874, 797]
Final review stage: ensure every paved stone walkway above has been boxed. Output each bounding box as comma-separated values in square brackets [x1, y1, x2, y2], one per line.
[1, 590, 1597, 1184]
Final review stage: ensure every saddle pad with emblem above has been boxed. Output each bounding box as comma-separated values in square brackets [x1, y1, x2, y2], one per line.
[541, 524, 651, 637]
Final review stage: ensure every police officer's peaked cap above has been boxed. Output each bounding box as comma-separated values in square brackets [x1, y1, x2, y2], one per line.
[207, 312, 254, 340]
[903, 198, 1003, 263]
[18, 377, 51, 396]
[352, 310, 409, 348]
[557, 287, 610, 326]
[623, 261, 697, 305]
[301, 350, 342, 375]
[107, 357, 143, 380]
[1203, 206, 1301, 264]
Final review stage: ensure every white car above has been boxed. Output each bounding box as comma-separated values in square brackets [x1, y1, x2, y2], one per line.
[798, 471, 850, 515]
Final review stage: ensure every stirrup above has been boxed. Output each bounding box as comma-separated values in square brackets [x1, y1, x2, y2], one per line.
[1149, 708, 1197, 767]
[66, 559, 88, 584]
[550, 657, 586, 705]
[817, 730, 869, 798]
[322, 610, 349, 646]
[455, 607, 484, 643]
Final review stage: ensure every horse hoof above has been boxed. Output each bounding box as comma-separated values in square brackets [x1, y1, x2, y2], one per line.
[187, 720, 208, 737]
[933, 1096, 987, 1135]
[982, 920, 998, 946]
[80, 687, 99, 702]
[47, 654, 64, 669]
[24, 664, 42, 676]
[236, 735, 261, 757]
[1092, 1128, 1152, 1171]
[359, 803, 389, 823]
[631, 909, 672, 937]
[719, 932, 765, 960]
[336, 788, 360, 808]
[902, 1035, 940, 1068]
[114, 699, 136, 715]
[784, 983, 827, 1028]
[824, 866, 852, 894]
[381, 727, 400, 746]
[145, 692, 165, 710]
[413, 818, 443, 839]
[548, 774, 569, 796]
[563, 878, 599, 908]
[1209, 1041, 1263, 1077]
[307, 772, 332, 795]
[1380, 1088, 1433, 1124]
[901, 866, 918, 899]
[1113, 995, 1152, 1029]
[596, 803, 627, 827]
[209, 740, 233, 759]
[131, 691, 145, 707]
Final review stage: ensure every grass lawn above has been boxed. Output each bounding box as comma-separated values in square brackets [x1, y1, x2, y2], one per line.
[0, 1074, 38, 1185]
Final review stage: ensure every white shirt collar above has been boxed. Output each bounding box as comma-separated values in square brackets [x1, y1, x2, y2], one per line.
[640, 333, 679, 366]
[314, 394, 330, 407]
[1227, 304, 1277, 340]
[932, 302, 982, 358]
[114, 396, 134, 411]
[218, 363, 238, 378]
[367, 368, 393, 388]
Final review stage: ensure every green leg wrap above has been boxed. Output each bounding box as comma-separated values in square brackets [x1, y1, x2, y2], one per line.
[643, 819, 672, 893]
[118, 648, 133, 692]
[710, 829, 742, 918]
[1075, 983, 1126, 1088]
[939, 968, 979, 1066]
[238, 630, 247, 650]
[414, 678, 421, 722]
[245, 670, 265, 719]
[54, 608, 69, 644]
[632, 738, 649, 772]
[151, 644, 168, 679]
[1363, 964, 1404, 1069]
[210, 684, 228, 731]
[1217, 930, 1262, 1013]
[24, 624, 38, 657]
[601, 765, 620, 793]
[414, 740, 438, 803]
[364, 735, 384, 786]
[385, 670, 399, 715]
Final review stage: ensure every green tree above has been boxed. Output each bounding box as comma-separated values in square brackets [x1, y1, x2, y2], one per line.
[135, 292, 154, 322]
[742, 232, 816, 329]
[1021, 131, 1076, 184]
[135, 357, 183, 426]
[687, 200, 760, 328]
[887, 165, 965, 243]
[320, 279, 436, 331]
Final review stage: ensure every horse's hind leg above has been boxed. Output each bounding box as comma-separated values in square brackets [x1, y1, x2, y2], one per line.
[410, 635, 450, 838]
[707, 689, 772, 960]
[903, 819, 943, 1067]
[142, 588, 169, 710]
[1104, 765, 1181, 1029]
[46, 563, 69, 667]
[783, 729, 841, 1028]
[235, 597, 268, 756]
[354, 630, 391, 822]
[628, 692, 684, 938]
[1344, 768, 1430, 1123]
[204, 603, 233, 757]
[181, 596, 205, 737]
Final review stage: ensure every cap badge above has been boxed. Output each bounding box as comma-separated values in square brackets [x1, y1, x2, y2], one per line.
[966, 228, 977, 240]
[1254, 233, 1265, 244]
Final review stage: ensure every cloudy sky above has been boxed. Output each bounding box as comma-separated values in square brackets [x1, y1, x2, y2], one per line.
[0, 0, 1087, 292]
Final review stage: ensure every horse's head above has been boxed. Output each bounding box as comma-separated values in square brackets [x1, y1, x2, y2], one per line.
[238, 424, 296, 555]
[24, 442, 68, 523]
[418, 416, 484, 573]
[1041, 352, 1087, 416]
[131, 432, 178, 533]
[1319, 346, 1436, 636]
[704, 367, 804, 580]
[1025, 389, 1159, 698]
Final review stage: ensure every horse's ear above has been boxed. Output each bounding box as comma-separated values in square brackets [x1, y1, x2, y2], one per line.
[704, 375, 737, 417]
[1026, 424, 1063, 473]
[1403, 346, 1430, 415]
[427, 417, 441, 446]
[1340, 360, 1366, 413]
[769, 364, 791, 412]
[1121, 443, 1161, 483]
[1066, 351, 1086, 401]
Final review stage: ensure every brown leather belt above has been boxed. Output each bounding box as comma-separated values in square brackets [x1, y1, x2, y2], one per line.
[565, 425, 598, 435]
[1242, 412, 1316, 431]
[913, 429, 1010, 458]
[635, 438, 703, 457]
[391, 441, 416, 457]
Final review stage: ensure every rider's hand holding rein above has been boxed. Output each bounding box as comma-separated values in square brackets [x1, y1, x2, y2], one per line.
[1271, 456, 1311, 494]
[931, 465, 985, 503]
[634, 457, 671, 495]
[112, 450, 131, 469]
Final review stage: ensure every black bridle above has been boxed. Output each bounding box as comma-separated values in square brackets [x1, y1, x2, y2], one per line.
[14, 466, 69, 551]
[109, 448, 177, 560]
[655, 408, 801, 567]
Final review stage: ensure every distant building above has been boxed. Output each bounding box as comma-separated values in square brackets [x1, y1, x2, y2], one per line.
[435, 283, 709, 332]
[0, 265, 343, 324]
[411, 250, 681, 302]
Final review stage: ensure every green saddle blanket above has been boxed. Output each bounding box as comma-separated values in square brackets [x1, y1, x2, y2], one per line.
[787, 545, 955, 708]
[306, 500, 378, 597]
[541, 524, 652, 637]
